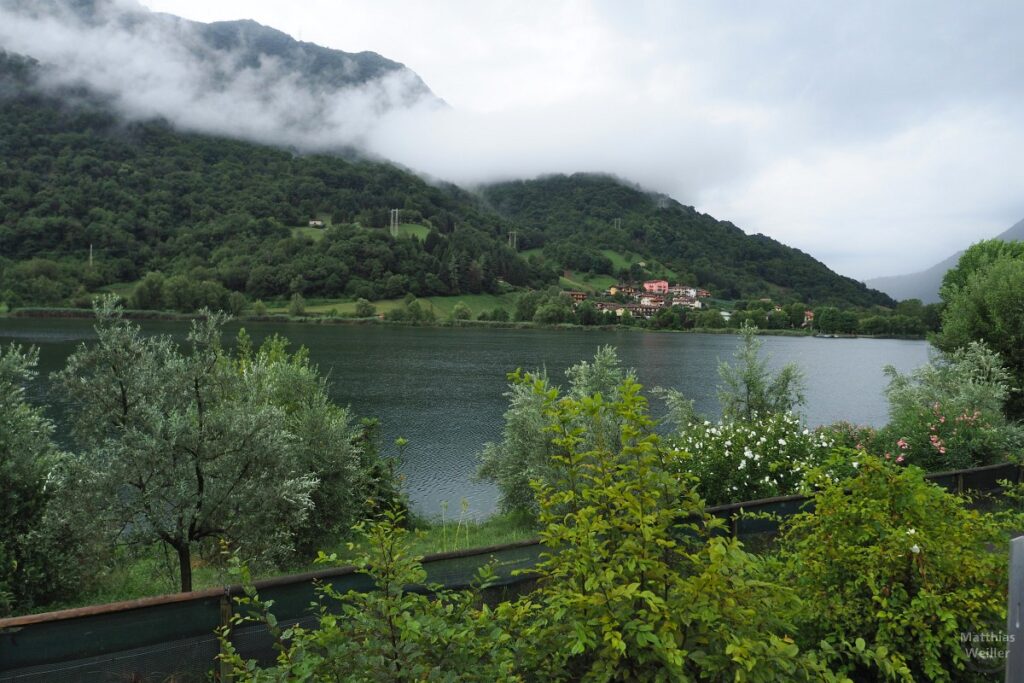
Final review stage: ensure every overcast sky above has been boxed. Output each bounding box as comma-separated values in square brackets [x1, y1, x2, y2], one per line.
[12, 1, 1024, 280]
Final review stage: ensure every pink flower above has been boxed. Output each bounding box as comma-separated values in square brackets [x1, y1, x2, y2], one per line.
[939, 416, 946, 423]
[896, 455, 905, 463]
[896, 438, 908, 450]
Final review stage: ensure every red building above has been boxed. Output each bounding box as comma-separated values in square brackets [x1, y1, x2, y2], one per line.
[642, 279, 669, 294]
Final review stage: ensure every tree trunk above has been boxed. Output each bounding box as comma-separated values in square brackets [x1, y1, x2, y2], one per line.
[176, 543, 193, 593]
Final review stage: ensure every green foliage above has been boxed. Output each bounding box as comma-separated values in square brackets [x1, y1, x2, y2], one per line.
[382, 296, 436, 323]
[450, 301, 472, 321]
[0, 345, 88, 614]
[354, 298, 376, 317]
[717, 323, 805, 422]
[667, 412, 836, 505]
[227, 377, 846, 682]
[219, 509, 518, 682]
[0, 53, 548, 307]
[879, 342, 1024, 471]
[288, 292, 306, 316]
[495, 374, 843, 681]
[939, 239, 1024, 304]
[482, 173, 894, 307]
[53, 296, 396, 591]
[777, 457, 1019, 681]
[935, 251, 1024, 419]
[478, 346, 632, 516]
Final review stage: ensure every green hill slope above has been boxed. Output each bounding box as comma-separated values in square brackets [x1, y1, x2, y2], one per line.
[481, 174, 895, 307]
[0, 49, 892, 311]
[0, 51, 546, 308]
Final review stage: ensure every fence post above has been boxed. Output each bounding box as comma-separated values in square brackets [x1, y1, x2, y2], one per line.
[219, 590, 233, 682]
[1006, 537, 1024, 681]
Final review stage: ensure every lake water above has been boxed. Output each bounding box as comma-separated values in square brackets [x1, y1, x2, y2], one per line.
[0, 318, 933, 518]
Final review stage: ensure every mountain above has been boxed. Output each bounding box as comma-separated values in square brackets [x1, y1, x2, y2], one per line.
[0, 0, 440, 150]
[0, 16, 894, 311]
[481, 175, 895, 308]
[865, 218, 1024, 303]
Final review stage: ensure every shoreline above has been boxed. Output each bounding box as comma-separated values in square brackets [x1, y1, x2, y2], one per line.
[1, 307, 927, 340]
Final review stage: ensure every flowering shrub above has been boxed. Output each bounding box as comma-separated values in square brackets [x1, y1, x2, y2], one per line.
[881, 342, 1024, 471]
[666, 412, 836, 505]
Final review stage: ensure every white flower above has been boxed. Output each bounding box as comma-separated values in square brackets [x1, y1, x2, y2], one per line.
[906, 528, 916, 535]
[803, 429, 810, 436]
[778, 438, 787, 446]
[852, 461, 859, 468]
[910, 544, 921, 554]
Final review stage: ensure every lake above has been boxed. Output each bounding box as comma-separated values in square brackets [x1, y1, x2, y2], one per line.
[0, 318, 933, 518]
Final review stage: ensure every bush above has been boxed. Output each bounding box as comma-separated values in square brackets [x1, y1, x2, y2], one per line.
[219, 510, 516, 681]
[494, 375, 841, 681]
[450, 301, 472, 321]
[288, 292, 306, 317]
[0, 345, 90, 613]
[478, 346, 632, 516]
[226, 377, 846, 681]
[880, 342, 1024, 471]
[353, 298, 376, 318]
[666, 412, 835, 505]
[777, 456, 1018, 681]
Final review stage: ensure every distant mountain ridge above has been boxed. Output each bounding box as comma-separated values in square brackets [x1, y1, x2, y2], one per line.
[865, 218, 1024, 303]
[0, 0, 440, 150]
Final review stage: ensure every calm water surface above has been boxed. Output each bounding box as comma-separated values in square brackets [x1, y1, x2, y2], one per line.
[0, 318, 932, 518]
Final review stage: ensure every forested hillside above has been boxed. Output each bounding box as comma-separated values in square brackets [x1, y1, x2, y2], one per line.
[0, 51, 546, 307]
[1, 49, 893, 310]
[481, 174, 895, 307]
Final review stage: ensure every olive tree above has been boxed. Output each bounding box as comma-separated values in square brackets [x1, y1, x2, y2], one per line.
[55, 297, 383, 592]
[477, 346, 632, 515]
[0, 345, 87, 613]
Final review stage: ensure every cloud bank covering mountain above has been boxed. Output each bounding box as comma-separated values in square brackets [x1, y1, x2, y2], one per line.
[0, 0, 440, 151]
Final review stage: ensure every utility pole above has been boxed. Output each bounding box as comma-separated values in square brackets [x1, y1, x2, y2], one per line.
[613, 218, 622, 231]
[390, 209, 400, 237]
[89, 243, 93, 267]
[508, 230, 518, 250]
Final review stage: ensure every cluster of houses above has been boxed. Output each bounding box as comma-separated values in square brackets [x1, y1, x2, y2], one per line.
[564, 279, 712, 319]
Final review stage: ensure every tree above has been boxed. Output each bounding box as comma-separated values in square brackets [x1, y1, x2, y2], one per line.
[717, 323, 805, 421]
[0, 345, 87, 614]
[288, 292, 306, 316]
[939, 239, 1024, 303]
[935, 254, 1024, 418]
[354, 298, 376, 317]
[54, 298, 327, 591]
[478, 347, 632, 515]
[129, 271, 166, 310]
[450, 301, 472, 321]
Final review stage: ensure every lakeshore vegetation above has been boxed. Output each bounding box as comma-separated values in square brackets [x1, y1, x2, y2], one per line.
[2, 246, 1024, 679]
[5, 43, 1024, 680]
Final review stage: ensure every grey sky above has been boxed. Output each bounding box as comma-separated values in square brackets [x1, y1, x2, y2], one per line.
[9, 1, 1024, 280]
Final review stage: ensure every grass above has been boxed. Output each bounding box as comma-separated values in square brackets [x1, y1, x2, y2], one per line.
[559, 274, 617, 293]
[268, 293, 518, 318]
[30, 511, 537, 614]
[395, 223, 429, 239]
[291, 226, 327, 241]
[98, 280, 140, 298]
